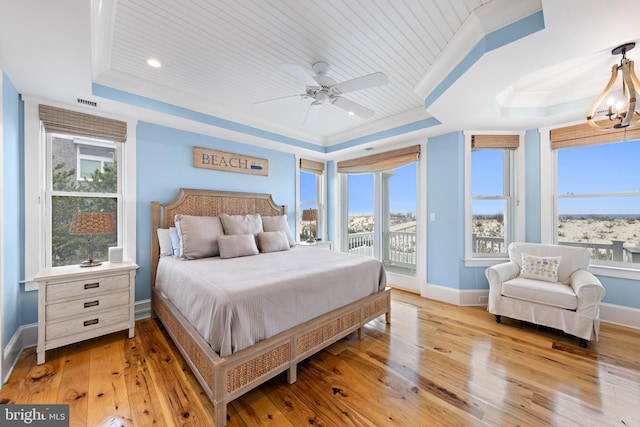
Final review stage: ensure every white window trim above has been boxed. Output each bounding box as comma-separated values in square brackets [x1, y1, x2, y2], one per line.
[464, 131, 525, 267]
[23, 98, 137, 289]
[540, 121, 640, 280]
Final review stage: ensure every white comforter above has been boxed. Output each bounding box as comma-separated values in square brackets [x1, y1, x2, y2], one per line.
[155, 247, 387, 356]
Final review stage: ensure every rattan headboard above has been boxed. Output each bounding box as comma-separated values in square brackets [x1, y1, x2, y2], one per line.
[150, 188, 286, 286]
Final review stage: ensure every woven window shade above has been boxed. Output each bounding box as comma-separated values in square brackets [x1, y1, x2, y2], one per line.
[471, 134, 519, 150]
[39, 105, 127, 143]
[300, 158, 325, 174]
[550, 120, 640, 150]
[337, 145, 420, 174]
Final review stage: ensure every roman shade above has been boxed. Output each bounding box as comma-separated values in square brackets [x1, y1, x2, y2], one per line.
[337, 145, 420, 174]
[300, 158, 325, 175]
[471, 134, 520, 150]
[550, 120, 640, 150]
[39, 104, 127, 143]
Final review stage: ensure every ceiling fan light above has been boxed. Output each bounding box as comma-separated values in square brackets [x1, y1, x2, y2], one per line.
[147, 58, 162, 68]
[587, 42, 640, 130]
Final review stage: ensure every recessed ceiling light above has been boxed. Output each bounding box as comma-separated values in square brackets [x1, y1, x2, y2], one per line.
[348, 111, 354, 116]
[147, 58, 162, 68]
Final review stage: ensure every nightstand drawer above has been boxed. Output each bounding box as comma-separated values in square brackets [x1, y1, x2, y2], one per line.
[46, 290, 130, 321]
[46, 273, 129, 302]
[46, 305, 131, 341]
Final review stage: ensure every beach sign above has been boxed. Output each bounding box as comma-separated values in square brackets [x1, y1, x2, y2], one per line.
[193, 147, 268, 176]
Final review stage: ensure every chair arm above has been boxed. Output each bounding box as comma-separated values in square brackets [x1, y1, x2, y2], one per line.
[485, 261, 520, 289]
[570, 270, 606, 311]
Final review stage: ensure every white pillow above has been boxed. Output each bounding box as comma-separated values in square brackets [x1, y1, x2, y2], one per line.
[218, 234, 259, 259]
[156, 228, 172, 257]
[220, 213, 263, 236]
[261, 215, 296, 247]
[257, 231, 290, 253]
[520, 253, 561, 283]
[174, 215, 224, 259]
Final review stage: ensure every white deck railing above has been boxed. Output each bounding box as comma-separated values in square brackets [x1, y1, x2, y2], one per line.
[347, 231, 416, 267]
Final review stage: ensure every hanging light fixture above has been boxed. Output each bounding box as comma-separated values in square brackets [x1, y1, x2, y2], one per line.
[587, 42, 640, 130]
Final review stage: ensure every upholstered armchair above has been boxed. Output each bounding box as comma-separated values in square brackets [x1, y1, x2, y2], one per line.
[485, 242, 605, 347]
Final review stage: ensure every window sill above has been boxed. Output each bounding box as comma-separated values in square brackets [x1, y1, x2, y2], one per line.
[590, 264, 640, 280]
[464, 257, 509, 268]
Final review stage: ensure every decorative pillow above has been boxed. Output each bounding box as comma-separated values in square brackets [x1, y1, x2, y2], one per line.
[156, 228, 172, 257]
[261, 215, 296, 247]
[220, 213, 263, 236]
[520, 253, 561, 283]
[174, 214, 224, 259]
[169, 227, 181, 257]
[257, 231, 290, 253]
[218, 234, 259, 259]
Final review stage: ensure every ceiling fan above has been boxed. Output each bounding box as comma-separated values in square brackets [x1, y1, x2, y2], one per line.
[256, 62, 388, 124]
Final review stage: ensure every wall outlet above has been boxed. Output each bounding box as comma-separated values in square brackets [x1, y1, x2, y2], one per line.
[479, 295, 488, 304]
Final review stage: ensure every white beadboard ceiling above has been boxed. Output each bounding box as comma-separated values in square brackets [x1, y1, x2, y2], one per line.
[2, 0, 640, 151]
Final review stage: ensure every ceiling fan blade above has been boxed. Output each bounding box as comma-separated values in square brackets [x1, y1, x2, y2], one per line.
[304, 101, 322, 126]
[281, 64, 321, 88]
[331, 97, 375, 119]
[332, 72, 388, 95]
[254, 94, 306, 105]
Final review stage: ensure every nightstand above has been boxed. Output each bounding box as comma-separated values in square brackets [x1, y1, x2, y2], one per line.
[298, 241, 332, 250]
[34, 261, 138, 365]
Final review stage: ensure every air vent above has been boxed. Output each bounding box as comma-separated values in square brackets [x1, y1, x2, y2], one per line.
[76, 97, 98, 108]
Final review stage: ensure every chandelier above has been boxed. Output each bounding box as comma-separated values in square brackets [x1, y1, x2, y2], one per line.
[587, 42, 640, 130]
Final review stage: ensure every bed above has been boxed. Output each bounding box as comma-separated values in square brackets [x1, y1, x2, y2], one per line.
[151, 188, 391, 426]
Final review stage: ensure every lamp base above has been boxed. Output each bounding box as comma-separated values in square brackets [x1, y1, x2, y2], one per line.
[305, 239, 316, 244]
[79, 259, 102, 268]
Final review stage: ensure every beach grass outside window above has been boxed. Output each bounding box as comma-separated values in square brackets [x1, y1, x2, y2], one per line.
[554, 138, 640, 267]
[467, 134, 519, 258]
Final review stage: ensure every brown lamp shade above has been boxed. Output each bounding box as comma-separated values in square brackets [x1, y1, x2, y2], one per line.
[302, 209, 318, 221]
[69, 212, 116, 235]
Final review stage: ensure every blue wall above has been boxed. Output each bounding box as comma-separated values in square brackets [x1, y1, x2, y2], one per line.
[2, 73, 24, 345]
[426, 132, 465, 288]
[135, 122, 297, 301]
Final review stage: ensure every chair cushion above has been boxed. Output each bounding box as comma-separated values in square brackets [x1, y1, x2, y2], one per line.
[502, 277, 577, 310]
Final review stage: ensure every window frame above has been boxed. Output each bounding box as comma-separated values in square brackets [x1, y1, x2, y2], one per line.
[464, 131, 525, 267]
[297, 158, 326, 242]
[46, 134, 122, 267]
[540, 121, 640, 279]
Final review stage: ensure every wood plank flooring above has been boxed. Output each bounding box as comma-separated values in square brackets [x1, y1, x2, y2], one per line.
[1, 289, 639, 426]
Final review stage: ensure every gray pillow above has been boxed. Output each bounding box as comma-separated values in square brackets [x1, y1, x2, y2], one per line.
[218, 234, 259, 259]
[220, 213, 263, 236]
[257, 231, 290, 253]
[156, 228, 172, 257]
[261, 215, 296, 247]
[174, 214, 224, 259]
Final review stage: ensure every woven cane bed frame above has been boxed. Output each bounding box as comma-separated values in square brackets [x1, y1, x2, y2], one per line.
[151, 188, 391, 426]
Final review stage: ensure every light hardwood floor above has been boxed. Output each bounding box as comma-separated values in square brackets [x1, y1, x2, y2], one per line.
[1, 289, 638, 426]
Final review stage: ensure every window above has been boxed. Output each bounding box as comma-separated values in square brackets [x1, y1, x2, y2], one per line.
[36, 104, 127, 268]
[555, 139, 640, 267]
[48, 135, 120, 266]
[299, 159, 325, 242]
[465, 133, 521, 262]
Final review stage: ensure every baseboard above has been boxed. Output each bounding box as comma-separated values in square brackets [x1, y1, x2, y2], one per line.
[424, 283, 639, 330]
[599, 303, 640, 330]
[135, 299, 151, 320]
[3, 323, 37, 384]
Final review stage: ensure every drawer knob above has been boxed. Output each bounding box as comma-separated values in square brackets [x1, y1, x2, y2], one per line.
[84, 282, 100, 290]
[84, 300, 99, 308]
[84, 319, 99, 327]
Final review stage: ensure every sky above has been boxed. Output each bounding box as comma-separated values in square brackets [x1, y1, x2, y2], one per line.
[302, 138, 640, 218]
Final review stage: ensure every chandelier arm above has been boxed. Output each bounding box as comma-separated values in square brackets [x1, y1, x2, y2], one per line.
[620, 59, 636, 127]
[625, 60, 640, 128]
[587, 64, 619, 129]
